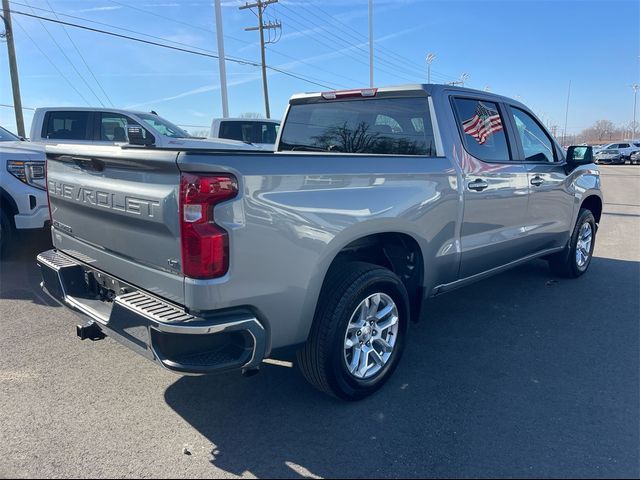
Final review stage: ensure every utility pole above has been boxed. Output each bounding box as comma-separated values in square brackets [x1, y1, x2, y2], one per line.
[240, 0, 280, 119]
[632, 83, 639, 140]
[426, 53, 436, 84]
[214, 0, 229, 118]
[1, 0, 25, 137]
[368, 0, 373, 87]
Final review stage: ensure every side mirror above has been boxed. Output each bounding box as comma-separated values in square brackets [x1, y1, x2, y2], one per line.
[127, 124, 155, 147]
[566, 145, 593, 170]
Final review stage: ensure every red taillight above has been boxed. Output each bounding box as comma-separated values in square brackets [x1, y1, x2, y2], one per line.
[179, 173, 238, 279]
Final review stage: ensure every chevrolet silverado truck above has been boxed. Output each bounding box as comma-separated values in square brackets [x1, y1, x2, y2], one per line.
[38, 85, 602, 400]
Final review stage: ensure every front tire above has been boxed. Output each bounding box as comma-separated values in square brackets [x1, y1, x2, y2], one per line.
[548, 208, 596, 278]
[297, 262, 409, 400]
[0, 209, 14, 255]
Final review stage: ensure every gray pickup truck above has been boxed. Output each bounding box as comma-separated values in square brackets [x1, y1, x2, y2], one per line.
[38, 85, 602, 400]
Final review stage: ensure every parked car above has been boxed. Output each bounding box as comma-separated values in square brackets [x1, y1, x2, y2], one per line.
[595, 148, 625, 165]
[598, 142, 637, 161]
[0, 126, 48, 252]
[30, 108, 263, 150]
[630, 150, 640, 165]
[210, 117, 280, 150]
[37, 85, 602, 400]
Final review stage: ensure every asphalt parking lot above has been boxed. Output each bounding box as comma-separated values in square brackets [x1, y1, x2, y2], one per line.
[0, 165, 638, 479]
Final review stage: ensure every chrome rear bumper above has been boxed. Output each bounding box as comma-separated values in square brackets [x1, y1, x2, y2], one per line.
[37, 249, 266, 375]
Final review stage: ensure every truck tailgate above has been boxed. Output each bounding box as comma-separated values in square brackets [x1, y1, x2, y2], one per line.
[46, 145, 184, 304]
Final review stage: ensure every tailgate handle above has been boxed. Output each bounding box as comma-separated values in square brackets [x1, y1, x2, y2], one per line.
[59, 155, 105, 172]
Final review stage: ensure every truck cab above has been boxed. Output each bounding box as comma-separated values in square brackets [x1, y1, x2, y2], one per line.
[30, 108, 264, 151]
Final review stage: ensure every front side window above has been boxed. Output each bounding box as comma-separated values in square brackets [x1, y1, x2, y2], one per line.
[510, 107, 555, 163]
[279, 97, 436, 155]
[99, 113, 152, 143]
[136, 113, 190, 138]
[100, 113, 129, 142]
[44, 111, 90, 140]
[453, 98, 510, 162]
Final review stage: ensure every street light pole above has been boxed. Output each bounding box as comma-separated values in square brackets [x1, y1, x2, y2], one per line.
[214, 0, 229, 118]
[632, 83, 639, 140]
[368, 0, 373, 87]
[426, 53, 436, 84]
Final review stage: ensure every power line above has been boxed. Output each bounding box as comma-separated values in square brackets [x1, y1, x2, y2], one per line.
[275, 6, 418, 84]
[107, 0, 249, 47]
[12, 17, 91, 105]
[9, 9, 337, 90]
[21, 0, 105, 106]
[107, 0, 356, 88]
[279, 2, 440, 82]
[295, 1, 458, 83]
[9, 0, 359, 90]
[0, 103, 35, 110]
[295, 2, 432, 80]
[43, 0, 114, 106]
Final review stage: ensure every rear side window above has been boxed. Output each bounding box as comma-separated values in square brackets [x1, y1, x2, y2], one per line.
[44, 111, 90, 140]
[279, 97, 436, 155]
[453, 98, 510, 162]
[510, 107, 556, 163]
[219, 121, 279, 144]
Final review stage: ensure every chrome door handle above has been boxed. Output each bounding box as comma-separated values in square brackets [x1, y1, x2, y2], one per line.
[530, 176, 544, 187]
[468, 179, 489, 192]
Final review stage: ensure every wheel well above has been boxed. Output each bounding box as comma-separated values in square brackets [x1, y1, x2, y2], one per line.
[329, 232, 425, 322]
[581, 195, 602, 225]
[0, 187, 18, 228]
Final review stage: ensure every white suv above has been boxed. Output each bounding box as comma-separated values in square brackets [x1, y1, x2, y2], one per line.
[600, 142, 640, 161]
[0, 126, 48, 252]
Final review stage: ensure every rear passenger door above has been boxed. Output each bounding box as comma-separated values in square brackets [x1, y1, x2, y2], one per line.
[506, 105, 574, 252]
[451, 96, 530, 278]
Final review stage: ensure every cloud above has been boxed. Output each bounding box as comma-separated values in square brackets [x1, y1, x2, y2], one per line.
[123, 74, 262, 109]
[72, 5, 122, 13]
[124, 24, 420, 109]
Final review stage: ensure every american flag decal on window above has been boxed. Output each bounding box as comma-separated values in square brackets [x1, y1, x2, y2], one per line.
[462, 102, 503, 145]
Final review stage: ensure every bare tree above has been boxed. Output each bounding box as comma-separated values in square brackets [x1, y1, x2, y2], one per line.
[592, 120, 615, 141]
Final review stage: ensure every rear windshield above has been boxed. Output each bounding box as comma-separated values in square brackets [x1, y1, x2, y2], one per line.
[279, 97, 436, 155]
[219, 121, 279, 144]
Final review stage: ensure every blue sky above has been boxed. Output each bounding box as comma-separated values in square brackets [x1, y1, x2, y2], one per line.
[1, 0, 639, 136]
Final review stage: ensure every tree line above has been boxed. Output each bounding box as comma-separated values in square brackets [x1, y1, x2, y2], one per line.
[558, 120, 639, 145]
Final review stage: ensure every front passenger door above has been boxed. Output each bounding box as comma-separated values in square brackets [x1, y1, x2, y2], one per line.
[507, 106, 574, 252]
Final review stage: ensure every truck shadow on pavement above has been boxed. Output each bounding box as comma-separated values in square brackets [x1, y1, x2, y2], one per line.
[164, 257, 639, 478]
[0, 231, 58, 307]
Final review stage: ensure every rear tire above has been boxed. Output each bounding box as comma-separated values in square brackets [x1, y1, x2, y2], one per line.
[548, 208, 596, 278]
[297, 261, 409, 400]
